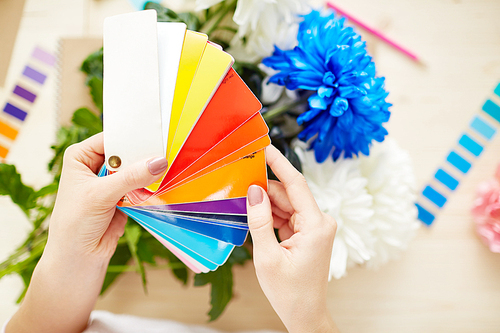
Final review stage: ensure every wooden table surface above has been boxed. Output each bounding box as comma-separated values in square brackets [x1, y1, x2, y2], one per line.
[1, 0, 500, 332]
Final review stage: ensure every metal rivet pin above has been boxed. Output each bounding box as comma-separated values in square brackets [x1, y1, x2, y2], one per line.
[108, 155, 121, 168]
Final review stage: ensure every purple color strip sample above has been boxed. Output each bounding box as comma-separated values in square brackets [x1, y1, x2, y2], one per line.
[22, 66, 46, 84]
[141, 197, 247, 215]
[3, 103, 27, 121]
[32, 47, 56, 67]
[13, 85, 36, 103]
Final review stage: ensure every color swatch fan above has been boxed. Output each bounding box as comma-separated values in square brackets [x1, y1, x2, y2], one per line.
[100, 10, 270, 273]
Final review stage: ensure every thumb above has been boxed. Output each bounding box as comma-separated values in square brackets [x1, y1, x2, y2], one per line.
[101, 156, 168, 204]
[247, 185, 280, 257]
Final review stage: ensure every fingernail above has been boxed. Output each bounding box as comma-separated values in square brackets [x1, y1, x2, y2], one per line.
[248, 185, 263, 206]
[147, 157, 168, 175]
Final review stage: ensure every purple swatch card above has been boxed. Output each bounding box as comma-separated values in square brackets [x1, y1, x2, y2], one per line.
[139, 197, 247, 215]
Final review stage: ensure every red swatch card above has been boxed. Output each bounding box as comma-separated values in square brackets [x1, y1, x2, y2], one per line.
[158, 68, 262, 192]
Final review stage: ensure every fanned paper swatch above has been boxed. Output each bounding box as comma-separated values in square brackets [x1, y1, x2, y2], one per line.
[101, 10, 269, 272]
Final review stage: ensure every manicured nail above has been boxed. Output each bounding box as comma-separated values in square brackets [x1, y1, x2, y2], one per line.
[248, 185, 263, 206]
[148, 157, 168, 175]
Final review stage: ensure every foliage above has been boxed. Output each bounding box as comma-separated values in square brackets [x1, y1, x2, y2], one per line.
[0, 2, 306, 321]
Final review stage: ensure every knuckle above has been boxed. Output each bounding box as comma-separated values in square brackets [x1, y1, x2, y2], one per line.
[255, 253, 278, 271]
[322, 213, 337, 236]
[248, 214, 271, 231]
[63, 143, 79, 162]
[123, 167, 143, 190]
[284, 172, 308, 189]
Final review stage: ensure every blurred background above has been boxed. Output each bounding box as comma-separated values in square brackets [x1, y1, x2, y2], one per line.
[1, 0, 499, 332]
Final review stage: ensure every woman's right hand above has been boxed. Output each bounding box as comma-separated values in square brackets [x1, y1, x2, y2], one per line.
[246, 145, 339, 333]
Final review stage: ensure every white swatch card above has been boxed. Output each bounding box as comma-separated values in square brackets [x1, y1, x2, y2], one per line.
[103, 10, 164, 171]
[157, 22, 187, 153]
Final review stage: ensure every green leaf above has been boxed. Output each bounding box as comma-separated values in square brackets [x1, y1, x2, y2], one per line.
[140, 233, 189, 284]
[33, 183, 58, 199]
[87, 77, 103, 112]
[176, 12, 201, 30]
[16, 260, 37, 303]
[80, 47, 104, 111]
[194, 263, 233, 321]
[193, 247, 250, 321]
[102, 243, 132, 295]
[0, 164, 37, 216]
[164, 250, 188, 285]
[227, 246, 251, 266]
[80, 48, 103, 81]
[146, 3, 201, 30]
[71, 107, 103, 136]
[124, 223, 147, 292]
[136, 238, 157, 265]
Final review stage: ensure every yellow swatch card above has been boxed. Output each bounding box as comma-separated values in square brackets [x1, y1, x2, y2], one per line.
[166, 31, 208, 159]
[167, 43, 234, 166]
[147, 31, 207, 192]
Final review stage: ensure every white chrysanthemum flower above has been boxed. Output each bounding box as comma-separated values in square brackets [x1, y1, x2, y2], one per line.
[195, 0, 223, 11]
[228, 0, 309, 62]
[359, 139, 419, 269]
[295, 138, 419, 279]
[295, 143, 375, 280]
[258, 63, 298, 104]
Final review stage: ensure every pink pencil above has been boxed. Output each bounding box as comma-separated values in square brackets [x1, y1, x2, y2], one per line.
[327, 2, 419, 62]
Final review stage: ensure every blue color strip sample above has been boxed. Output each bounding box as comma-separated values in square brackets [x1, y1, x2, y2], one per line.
[482, 100, 500, 124]
[422, 186, 447, 208]
[470, 116, 496, 140]
[446, 151, 471, 173]
[434, 169, 459, 191]
[494, 83, 500, 98]
[416, 203, 435, 225]
[3, 103, 27, 121]
[458, 134, 483, 157]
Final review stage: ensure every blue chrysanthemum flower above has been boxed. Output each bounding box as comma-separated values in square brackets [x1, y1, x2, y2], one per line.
[262, 9, 391, 162]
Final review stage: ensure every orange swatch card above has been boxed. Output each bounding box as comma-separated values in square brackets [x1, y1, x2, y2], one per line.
[119, 149, 267, 207]
[166, 135, 270, 192]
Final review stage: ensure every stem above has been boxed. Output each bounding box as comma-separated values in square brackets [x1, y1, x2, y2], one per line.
[0, 237, 46, 277]
[263, 97, 308, 122]
[0, 232, 48, 272]
[205, 0, 237, 37]
[107, 263, 185, 273]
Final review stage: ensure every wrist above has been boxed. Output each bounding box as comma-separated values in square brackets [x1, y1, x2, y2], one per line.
[285, 308, 338, 333]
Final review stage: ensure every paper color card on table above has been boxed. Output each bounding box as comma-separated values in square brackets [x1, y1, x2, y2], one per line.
[167, 43, 234, 166]
[103, 10, 163, 171]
